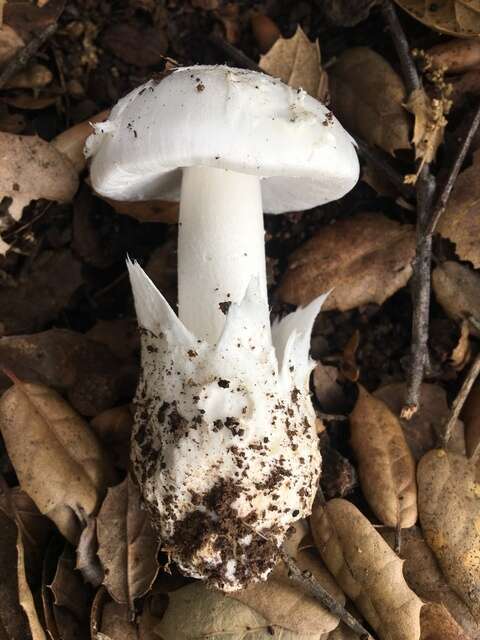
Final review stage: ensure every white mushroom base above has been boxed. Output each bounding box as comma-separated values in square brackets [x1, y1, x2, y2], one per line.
[128, 261, 324, 591]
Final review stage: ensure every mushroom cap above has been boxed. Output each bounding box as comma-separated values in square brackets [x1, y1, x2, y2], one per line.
[86, 65, 359, 214]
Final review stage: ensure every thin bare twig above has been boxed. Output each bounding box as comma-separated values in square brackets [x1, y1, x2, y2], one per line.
[280, 549, 373, 639]
[442, 352, 480, 447]
[0, 23, 57, 89]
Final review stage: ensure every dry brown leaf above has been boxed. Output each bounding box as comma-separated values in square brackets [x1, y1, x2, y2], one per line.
[3, 0, 64, 41]
[313, 362, 347, 414]
[405, 87, 448, 170]
[105, 197, 179, 224]
[259, 25, 328, 102]
[375, 382, 466, 460]
[17, 531, 47, 640]
[0, 24, 24, 64]
[87, 319, 139, 362]
[450, 320, 471, 371]
[278, 213, 415, 310]
[231, 547, 345, 636]
[311, 498, 423, 640]
[433, 262, 480, 337]
[382, 527, 479, 637]
[462, 381, 480, 458]
[437, 152, 480, 268]
[394, 0, 480, 37]
[76, 516, 103, 587]
[97, 475, 160, 610]
[90, 405, 133, 471]
[329, 47, 410, 155]
[51, 110, 109, 173]
[250, 12, 280, 53]
[156, 580, 327, 640]
[418, 449, 480, 623]
[350, 385, 417, 527]
[428, 38, 480, 73]
[420, 603, 471, 640]
[0, 380, 114, 544]
[0, 132, 78, 223]
[4, 63, 53, 89]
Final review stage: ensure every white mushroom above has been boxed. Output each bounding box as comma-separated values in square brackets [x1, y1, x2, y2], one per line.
[85, 65, 359, 591]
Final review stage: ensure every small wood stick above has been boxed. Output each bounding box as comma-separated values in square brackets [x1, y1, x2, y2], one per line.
[280, 549, 373, 639]
[442, 352, 480, 447]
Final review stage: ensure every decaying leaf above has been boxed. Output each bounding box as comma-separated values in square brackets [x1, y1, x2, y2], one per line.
[105, 197, 179, 224]
[311, 498, 423, 640]
[0, 380, 114, 544]
[3, 0, 65, 41]
[313, 362, 348, 414]
[278, 213, 415, 310]
[420, 603, 471, 640]
[329, 47, 410, 155]
[320, 436, 358, 499]
[0, 328, 136, 416]
[90, 405, 133, 471]
[350, 386, 417, 528]
[382, 527, 479, 637]
[76, 516, 103, 587]
[0, 132, 78, 222]
[374, 382, 466, 460]
[93, 594, 161, 640]
[4, 63, 53, 89]
[157, 580, 327, 640]
[394, 0, 480, 37]
[433, 261, 480, 337]
[437, 150, 480, 268]
[428, 38, 480, 73]
[96, 476, 160, 610]
[462, 381, 480, 458]
[259, 25, 328, 102]
[418, 449, 480, 622]
[250, 12, 280, 53]
[0, 24, 24, 65]
[450, 320, 471, 371]
[405, 87, 448, 171]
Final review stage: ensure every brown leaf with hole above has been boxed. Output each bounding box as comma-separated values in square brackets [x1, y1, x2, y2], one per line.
[278, 213, 415, 310]
[0, 380, 114, 544]
[0, 24, 24, 64]
[329, 47, 410, 155]
[311, 498, 423, 640]
[428, 38, 480, 73]
[394, 0, 480, 37]
[374, 382, 466, 460]
[437, 151, 480, 268]
[405, 87, 448, 170]
[259, 25, 328, 102]
[462, 381, 480, 458]
[350, 386, 417, 528]
[418, 449, 480, 623]
[382, 527, 479, 637]
[0, 132, 78, 223]
[433, 262, 480, 337]
[420, 603, 471, 640]
[96, 476, 160, 610]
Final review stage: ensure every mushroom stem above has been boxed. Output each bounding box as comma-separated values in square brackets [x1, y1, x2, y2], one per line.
[178, 165, 270, 344]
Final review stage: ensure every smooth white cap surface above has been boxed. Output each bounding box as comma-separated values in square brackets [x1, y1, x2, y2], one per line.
[86, 65, 359, 213]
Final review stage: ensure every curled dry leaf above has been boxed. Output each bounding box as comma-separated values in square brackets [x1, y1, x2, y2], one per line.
[405, 87, 448, 170]
[329, 47, 410, 155]
[0, 24, 24, 65]
[76, 516, 103, 588]
[0, 380, 114, 544]
[418, 449, 480, 623]
[382, 526, 479, 637]
[259, 25, 328, 102]
[437, 150, 480, 268]
[374, 382, 466, 460]
[311, 498, 423, 640]
[428, 38, 480, 74]
[278, 213, 415, 310]
[157, 580, 327, 640]
[432, 261, 480, 337]
[394, 0, 480, 37]
[350, 386, 418, 528]
[96, 475, 160, 610]
[51, 110, 109, 173]
[0, 132, 78, 222]
[462, 381, 480, 458]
